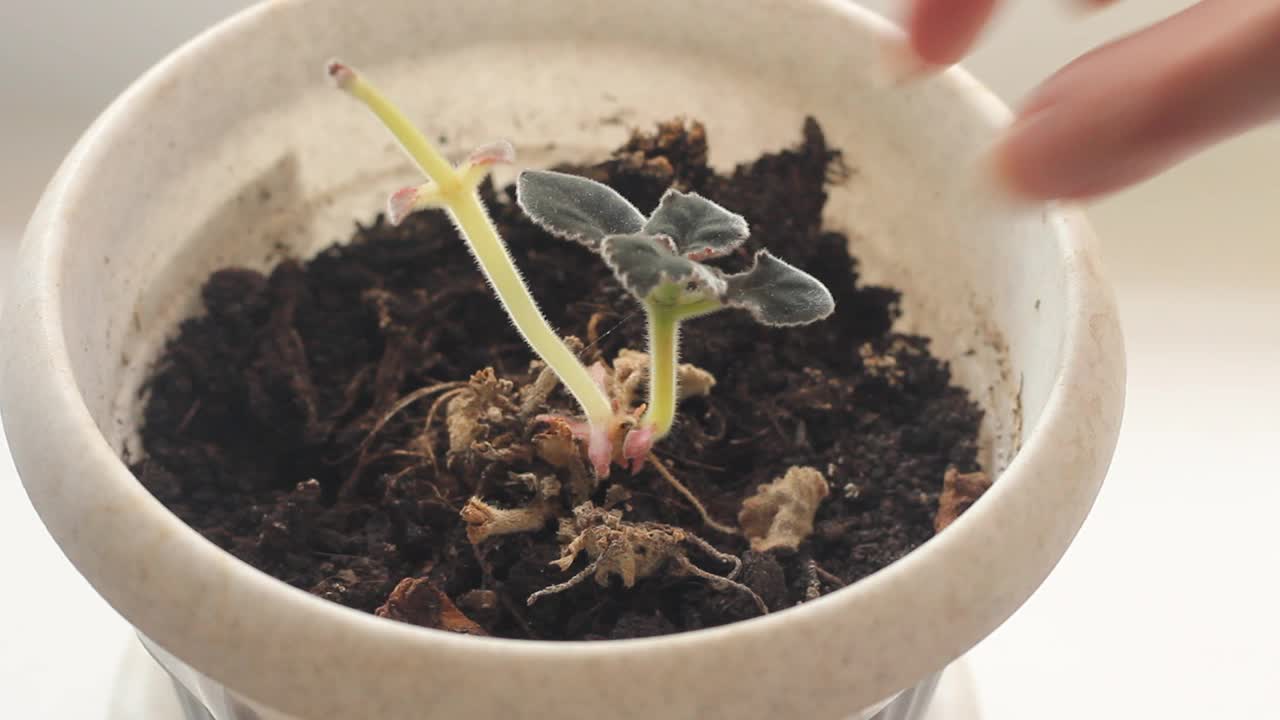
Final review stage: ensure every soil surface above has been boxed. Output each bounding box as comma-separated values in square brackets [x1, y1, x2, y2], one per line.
[134, 119, 985, 640]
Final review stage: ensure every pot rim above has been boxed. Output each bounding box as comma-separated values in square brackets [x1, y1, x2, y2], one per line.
[1, 1, 1125, 717]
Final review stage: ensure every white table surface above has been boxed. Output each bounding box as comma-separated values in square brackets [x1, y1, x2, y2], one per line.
[2, 2, 1278, 718]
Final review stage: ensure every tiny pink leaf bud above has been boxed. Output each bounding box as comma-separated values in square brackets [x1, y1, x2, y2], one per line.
[622, 425, 657, 475]
[466, 139, 517, 167]
[387, 186, 420, 225]
[587, 425, 613, 479]
[326, 59, 355, 89]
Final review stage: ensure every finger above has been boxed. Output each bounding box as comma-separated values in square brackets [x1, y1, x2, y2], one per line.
[903, 0, 999, 66]
[994, 0, 1280, 200]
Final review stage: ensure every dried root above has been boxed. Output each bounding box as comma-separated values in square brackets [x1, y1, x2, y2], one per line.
[339, 380, 466, 499]
[532, 416, 595, 504]
[518, 361, 562, 420]
[441, 367, 544, 483]
[517, 336, 582, 420]
[934, 466, 991, 532]
[447, 350, 721, 517]
[648, 453, 738, 536]
[446, 368, 520, 459]
[534, 348, 717, 478]
[460, 473, 562, 544]
[738, 466, 830, 552]
[527, 503, 766, 615]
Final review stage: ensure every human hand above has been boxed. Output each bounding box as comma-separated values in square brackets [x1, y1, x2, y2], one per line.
[896, 0, 1280, 199]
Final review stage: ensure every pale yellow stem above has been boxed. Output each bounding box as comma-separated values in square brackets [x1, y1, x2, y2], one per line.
[334, 63, 613, 425]
[448, 189, 614, 423]
[642, 304, 680, 437]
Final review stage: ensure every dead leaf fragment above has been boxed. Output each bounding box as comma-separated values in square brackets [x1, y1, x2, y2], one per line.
[375, 577, 487, 636]
[934, 467, 991, 532]
[739, 466, 830, 552]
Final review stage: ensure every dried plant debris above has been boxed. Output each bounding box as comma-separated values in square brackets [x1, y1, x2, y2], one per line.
[859, 342, 904, 387]
[528, 503, 767, 615]
[934, 466, 992, 532]
[376, 576, 488, 635]
[445, 368, 526, 465]
[531, 348, 716, 501]
[739, 466, 830, 552]
[461, 473, 561, 543]
[134, 118, 988, 640]
[531, 416, 596, 504]
[608, 348, 716, 410]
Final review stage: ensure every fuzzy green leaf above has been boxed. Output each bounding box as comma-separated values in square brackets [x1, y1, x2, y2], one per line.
[724, 251, 835, 326]
[517, 170, 646, 248]
[601, 234, 726, 304]
[643, 189, 749, 260]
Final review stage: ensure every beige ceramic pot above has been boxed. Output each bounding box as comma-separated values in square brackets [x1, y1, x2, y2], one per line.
[0, 1, 1125, 718]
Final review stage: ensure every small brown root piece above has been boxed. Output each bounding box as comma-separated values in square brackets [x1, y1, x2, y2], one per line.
[518, 336, 585, 420]
[675, 362, 716, 402]
[338, 380, 465, 499]
[648, 453, 737, 536]
[934, 466, 991, 532]
[375, 577, 487, 636]
[524, 348, 715, 481]
[518, 362, 562, 420]
[528, 503, 765, 615]
[358, 381, 467, 456]
[460, 497, 553, 544]
[533, 417, 595, 504]
[611, 350, 649, 412]
[446, 368, 519, 458]
[461, 473, 561, 544]
[674, 554, 768, 616]
[681, 533, 742, 580]
[526, 555, 604, 606]
[739, 466, 830, 552]
[418, 386, 468, 474]
[678, 535, 769, 613]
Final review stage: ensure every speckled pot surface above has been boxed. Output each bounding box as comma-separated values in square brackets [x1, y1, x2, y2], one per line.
[0, 1, 1124, 719]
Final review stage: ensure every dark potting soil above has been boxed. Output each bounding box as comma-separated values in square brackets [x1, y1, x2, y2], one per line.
[133, 119, 986, 640]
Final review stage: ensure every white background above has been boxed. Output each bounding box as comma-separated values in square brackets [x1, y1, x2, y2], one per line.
[1, 1, 1277, 717]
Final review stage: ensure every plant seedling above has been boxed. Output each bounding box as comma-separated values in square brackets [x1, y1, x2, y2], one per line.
[517, 171, 835, 471]
[328, 61, 620, 476]
[330, 60, 833, 479]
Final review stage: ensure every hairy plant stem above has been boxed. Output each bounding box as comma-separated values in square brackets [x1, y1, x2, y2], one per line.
[641, 289, 722, 438]
[643, 304, 680, 437]
[334, 65, 613, 428]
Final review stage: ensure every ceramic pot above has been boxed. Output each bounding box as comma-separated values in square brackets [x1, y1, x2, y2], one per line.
[0, 1, 1125, 718]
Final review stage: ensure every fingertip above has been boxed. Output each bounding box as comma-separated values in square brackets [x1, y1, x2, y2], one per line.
[980, 136, 1050, 205]
[988, 107, 1100, 201]
[872, 27, 938, 87]
[991, 112, 1171, 202]
[904, 0, 999, 67]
